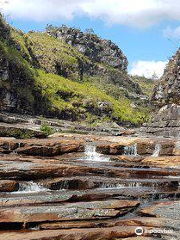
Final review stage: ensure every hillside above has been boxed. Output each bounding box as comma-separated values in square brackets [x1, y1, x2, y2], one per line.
[0, 15, 152, 125]
[131, 75, 155, 97]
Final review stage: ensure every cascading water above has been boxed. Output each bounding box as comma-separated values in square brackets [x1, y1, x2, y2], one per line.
[17, 181, 47, 193]
[124, 143, 138, 156]
[152, 144, 161, 157]
[10, 142, 22, 155]
[85, 145, 110, 162]
[99, 182, 142, 190]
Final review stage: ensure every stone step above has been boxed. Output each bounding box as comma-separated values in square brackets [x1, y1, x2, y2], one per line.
[0, 200, 139, 224]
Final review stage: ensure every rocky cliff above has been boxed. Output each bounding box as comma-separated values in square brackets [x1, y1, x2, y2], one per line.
[0, 15, 42, 114]
[46, 25, 128, 71]
[151, 49, 180, 107]
[142, 48, 180, 137]
[0, 16, 152, 125]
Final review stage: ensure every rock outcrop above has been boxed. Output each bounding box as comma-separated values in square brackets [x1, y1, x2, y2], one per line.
[151, 49, 180, 107]
[142, 47, 180, 137]
[141, 103, 180, 137]
[46, 25, 128, 71]
[0, 14, 46, 115]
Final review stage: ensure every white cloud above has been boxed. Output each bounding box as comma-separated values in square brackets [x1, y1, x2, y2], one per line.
[163, 25, 180, 39]
[130, 60, 167, 79]
[2, 0, 180, 28]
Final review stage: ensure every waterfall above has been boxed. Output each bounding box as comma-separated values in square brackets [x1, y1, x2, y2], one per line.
[17, 181, 47, 193]
[85, 145, 110, 162]
[124, 143, 138, 156]
[152, 144, 161, 157]
[11, 142, 22, 155]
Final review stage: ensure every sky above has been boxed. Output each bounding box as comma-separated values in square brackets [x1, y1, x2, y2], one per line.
[2, 0, 180, 78]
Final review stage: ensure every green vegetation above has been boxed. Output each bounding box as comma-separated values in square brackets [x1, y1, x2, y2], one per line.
[35, 69, 150, 125]
[0, 128, 36, 139]
[132, 75, 155, 96]
[0, 36, 36, 108]
[26, 32, 89, 80]
[11, 29, 33, 63]
[0, 16, 152, 126]
[40, 123, 55, 136]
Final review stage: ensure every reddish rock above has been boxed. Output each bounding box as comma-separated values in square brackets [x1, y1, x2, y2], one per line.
[142, 156, 180, 168]
[0, 180, 19, 192]
[140, 200, 180, 219]
[136, 139, 175, 156]
[0, 137, 19, 153]
[0, 226, 151, 240]
[16, 138, 85, 156]
[39, 216, 175, 230]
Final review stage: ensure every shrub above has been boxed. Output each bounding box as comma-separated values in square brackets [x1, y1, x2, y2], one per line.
[40, 123, 55, 136]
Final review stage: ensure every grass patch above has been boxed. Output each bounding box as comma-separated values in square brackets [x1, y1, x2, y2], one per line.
[35, 69, 150, 125]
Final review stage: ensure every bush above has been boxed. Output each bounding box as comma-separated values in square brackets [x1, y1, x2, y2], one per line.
[40, 123, 55, 136]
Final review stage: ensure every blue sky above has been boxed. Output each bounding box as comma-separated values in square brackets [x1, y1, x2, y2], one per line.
[2, 0, 180, 78]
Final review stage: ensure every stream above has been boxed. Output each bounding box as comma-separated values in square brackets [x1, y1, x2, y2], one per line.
[0, 136, 180, 239]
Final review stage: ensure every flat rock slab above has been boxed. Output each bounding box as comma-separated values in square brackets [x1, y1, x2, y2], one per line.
[0, 137, 85, 156]
[0, 192, 73, 207]
[1, 187, 179, 209]
[142, 156, 180, 169]
[0, 162, 98, 180]
[140, 200, 180, 220]
[1, 158, 179, 180]
[0, 123, 46, 138]
[16, 138, 85, 156]
[96, 137, 175, 156]
[39, 175, 180, 191]
[39, 216, 180, 230]
[0, 226, 152, 240]
[0, 200, 139, 223]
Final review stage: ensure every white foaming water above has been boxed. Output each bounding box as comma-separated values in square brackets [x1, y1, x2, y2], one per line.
[85, 145, 110, 162]
[124, 143, 138, 156]
[17, 181, 47, 193]
[152, 144, 161, 157]
[100, 182, 141, 190]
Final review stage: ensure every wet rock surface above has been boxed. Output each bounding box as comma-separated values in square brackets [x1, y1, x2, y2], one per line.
[0, 132, 179, 239]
